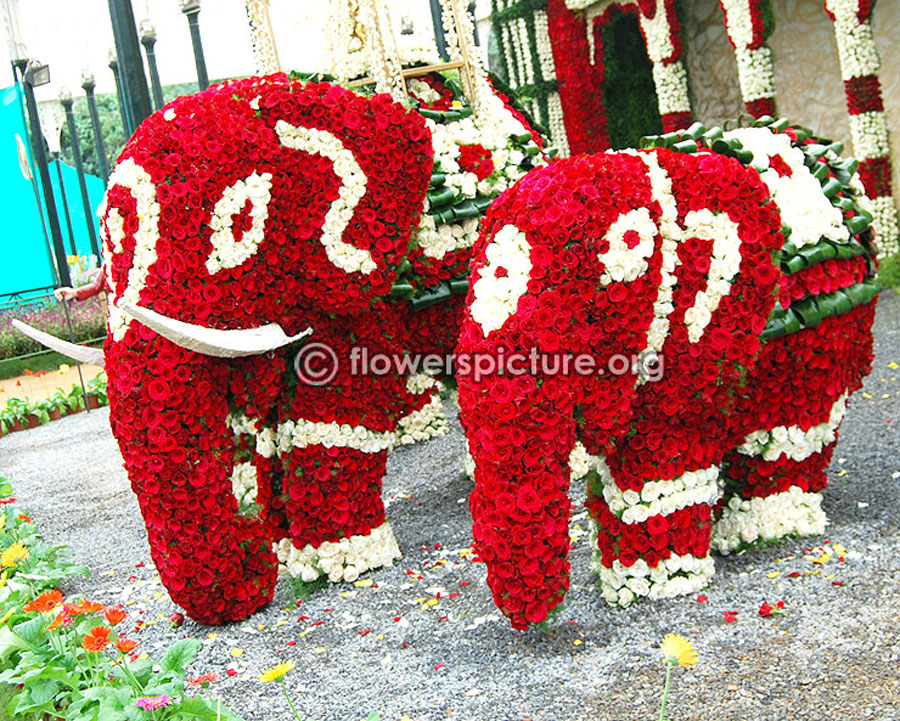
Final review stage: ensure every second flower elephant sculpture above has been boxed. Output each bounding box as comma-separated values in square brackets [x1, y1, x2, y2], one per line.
[457, 123, 878, 629]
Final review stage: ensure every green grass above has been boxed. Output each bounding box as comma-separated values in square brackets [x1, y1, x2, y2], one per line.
[877, 252, 900, 290]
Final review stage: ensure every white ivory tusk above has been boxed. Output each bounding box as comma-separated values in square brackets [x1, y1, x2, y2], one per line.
[11, 319, 105, 366]
[118, 301, 312, 358]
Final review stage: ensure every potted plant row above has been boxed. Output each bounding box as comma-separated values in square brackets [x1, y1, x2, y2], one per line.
[0, 375, 108, 437]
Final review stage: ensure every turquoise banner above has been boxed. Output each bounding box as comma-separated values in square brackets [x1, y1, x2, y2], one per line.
[0, 83, 107, 300]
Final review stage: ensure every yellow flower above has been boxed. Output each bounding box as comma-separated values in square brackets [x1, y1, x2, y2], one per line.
[0, 607, 14, 624]
[0, 514, 6, 531]
[1, 542, 28, 568]
[0, 570, 7, 588]
[660, 634, 698, 668]
[258, 660, 295, 683]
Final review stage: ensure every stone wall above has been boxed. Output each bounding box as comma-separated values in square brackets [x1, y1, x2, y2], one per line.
[684, 0, 900, 198]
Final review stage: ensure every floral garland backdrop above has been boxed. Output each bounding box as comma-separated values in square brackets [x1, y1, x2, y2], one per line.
[824, 0, 899, 257]
[100, 65, 550, 624]
[493, 0, 693, 155]
[490, 0, 572, 154]
[490, 0, 694, 155]
[457, 116, 876, 630]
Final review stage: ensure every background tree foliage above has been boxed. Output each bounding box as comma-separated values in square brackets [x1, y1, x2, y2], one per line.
[59, 82, 201, 177]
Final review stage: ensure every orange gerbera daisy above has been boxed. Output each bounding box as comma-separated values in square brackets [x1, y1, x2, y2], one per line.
[104, 606, 127, 626]
[46, 609, 70, 630]
[115, 636, 139, 653]
[24, 590, 64, 614]
[65, 600, 105, 615]
[82, 625, 111, 652]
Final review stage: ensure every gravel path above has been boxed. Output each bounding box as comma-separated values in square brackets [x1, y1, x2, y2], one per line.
[1, 290, 898, 721]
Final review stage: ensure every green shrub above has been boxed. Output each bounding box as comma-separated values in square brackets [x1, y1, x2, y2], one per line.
[0, 298, 106, 361]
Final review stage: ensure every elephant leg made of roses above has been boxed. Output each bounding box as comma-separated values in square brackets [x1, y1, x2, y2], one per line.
[457, 127, 877, 630]
[98, 77, 467, 624]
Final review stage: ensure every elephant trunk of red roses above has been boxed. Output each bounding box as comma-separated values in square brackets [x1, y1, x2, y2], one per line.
[107, 334, 278, 624]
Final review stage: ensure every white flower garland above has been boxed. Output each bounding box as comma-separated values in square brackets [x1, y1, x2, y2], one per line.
[651, 60, 692, 115]
[825, 0, 899, 256]
[847, 111, 891, 161]
[205, 172, 273, 275]
[825, 0, 880, 81]
[724, 127, 850, 248]
[546, 92, 570, 157]
[597, 551, 716, 607]
[733, 46, 776, 102]
[533, 10, 557, 81]
[719, 0, 777, 107]
[861, 196, 900, 255]
[471, 224, 533, 335]
[637, 0, 677, 64]
[275, 121, 375, 275]
[516, 17, 535, 85]
[274, 521, 401, 583]
[439, 0, 495, 114]
[275, 419, 397, 455]
[711, 485, 827, 554]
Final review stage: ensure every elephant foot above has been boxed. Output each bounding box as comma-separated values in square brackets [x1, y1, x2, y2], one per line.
[274, 521, 401, 583]
[396, 374, 449, 446]
[712, 394, 848, 553]
[710, 486, 827, 555]
[596, 552, 716, 607]
[584, 447, 720, 607]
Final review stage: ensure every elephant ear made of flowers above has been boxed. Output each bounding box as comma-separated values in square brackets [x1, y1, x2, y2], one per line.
[100, 75, 433, 624]
[457, 147, 786, 630]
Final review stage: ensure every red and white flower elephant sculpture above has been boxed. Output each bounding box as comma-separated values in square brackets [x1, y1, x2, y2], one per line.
[457, 123, 878, 629]
[99, 73, 546, 624]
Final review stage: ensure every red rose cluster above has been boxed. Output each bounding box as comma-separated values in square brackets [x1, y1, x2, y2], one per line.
[458, 144, 495, 181]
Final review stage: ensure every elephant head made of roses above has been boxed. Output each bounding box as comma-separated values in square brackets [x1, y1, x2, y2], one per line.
[100, 75, 435, 624]
[457, 123, 877, 630]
